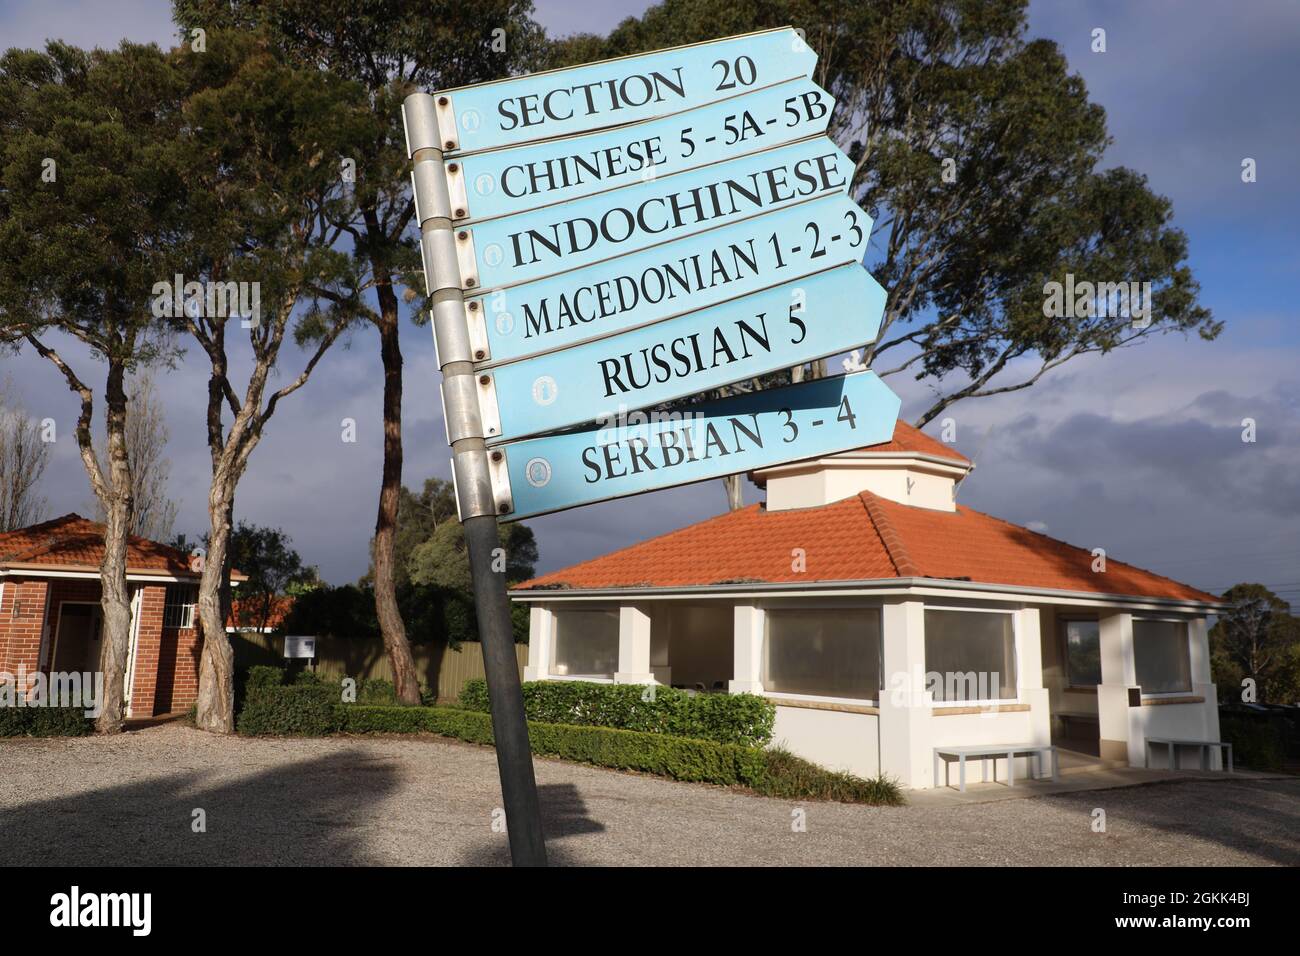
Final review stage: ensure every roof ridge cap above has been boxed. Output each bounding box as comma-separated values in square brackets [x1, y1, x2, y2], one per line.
[859, 491, 919, 578]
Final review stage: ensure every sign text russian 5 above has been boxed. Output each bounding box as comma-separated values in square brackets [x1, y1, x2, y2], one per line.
[480, 263, 885, 443]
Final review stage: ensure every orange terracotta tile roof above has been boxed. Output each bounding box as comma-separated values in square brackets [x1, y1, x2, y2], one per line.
[856, 419, 971, 465]
[517, 491, 1218, 605]
[0, 513, 209, 578]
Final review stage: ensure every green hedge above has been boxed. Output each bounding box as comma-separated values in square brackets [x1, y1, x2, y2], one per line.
[234, 680, 902, 803]
[336, 705, 768, 786]
[0, 706, 95, 737]
[459, 678, 776, 747]
[1219, 712, 1287, 771]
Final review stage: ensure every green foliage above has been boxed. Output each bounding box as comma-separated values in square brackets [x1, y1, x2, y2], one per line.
[368, 477, 540, 593]
[358, 678, 399, 706]
[228, 522, 320, 633]
[0, 706, 95, 737]
[233, 681, 899, 802]
[1219, 712, 1287, 772]
[246, 665, 286, 691]
[237, 682, 340, 736]
[336, 705, 767, 786]
[754, 748, 904, 805]
[546, 0, 1218, 425]
[283, 582, 482, 646]
[1210, 583, 1300, 704]
[459, 678, 775, 747]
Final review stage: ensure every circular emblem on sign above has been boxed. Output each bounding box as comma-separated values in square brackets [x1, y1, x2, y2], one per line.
[494, 311, 515, 336]
[459, 108, 481, 132]
[483, 243, 504, 268]
[525, 457, 552, 488]
[474, 173, 496, 196]
[532, 375, 558, 406]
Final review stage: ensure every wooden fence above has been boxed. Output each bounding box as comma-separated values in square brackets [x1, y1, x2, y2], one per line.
[229, 631, 528, 702]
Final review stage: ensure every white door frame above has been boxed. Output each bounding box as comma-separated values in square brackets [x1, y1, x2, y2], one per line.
[124, 588, 143, 718]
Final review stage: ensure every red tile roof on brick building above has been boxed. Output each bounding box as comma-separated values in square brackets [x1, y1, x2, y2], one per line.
[515, 422, 1218, 606]
[0, 513, 244, 580]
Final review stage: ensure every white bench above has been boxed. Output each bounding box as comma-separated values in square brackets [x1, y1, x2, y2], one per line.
[1145, 737, 1233, 773]
[933, 744, 1058, 792]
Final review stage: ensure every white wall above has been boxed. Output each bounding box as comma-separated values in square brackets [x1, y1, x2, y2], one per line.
[763, 458, 962, 512]
[771, 707, 879, 778]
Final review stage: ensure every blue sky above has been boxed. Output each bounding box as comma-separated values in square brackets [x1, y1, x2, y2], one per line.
[2, 1, 1297, 607]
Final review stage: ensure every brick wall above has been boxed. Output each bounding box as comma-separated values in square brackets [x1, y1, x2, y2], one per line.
[0, 576, 202, 718]
[127, 585, 201, 717]
[0, 579, 51, 675]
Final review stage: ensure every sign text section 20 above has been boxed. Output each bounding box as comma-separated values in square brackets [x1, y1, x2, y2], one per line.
[433, 28, 815, 155]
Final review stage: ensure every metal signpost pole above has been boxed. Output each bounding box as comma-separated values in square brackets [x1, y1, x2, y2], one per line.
[404, 92, 547, 867]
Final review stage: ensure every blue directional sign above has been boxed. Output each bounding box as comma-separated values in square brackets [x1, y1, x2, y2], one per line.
[481, 263, 885, 443]
[450, 78, 834, 224]
[432, 28, 817, 156]
[499, 370, 901, 520]
[468, 194, 871, 365]
[451, 136, 853, 293]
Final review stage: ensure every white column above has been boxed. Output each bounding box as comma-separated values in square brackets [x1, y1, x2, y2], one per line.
[1015, 607, 1051, 746]
[614, 604, 655, 684]
[729, 603, 764, 694]
[879, 599, 931, 789]
[522, 605, 552, 682]
[1188, 617, 1221, 762]
[1097, 611, 1136, 764]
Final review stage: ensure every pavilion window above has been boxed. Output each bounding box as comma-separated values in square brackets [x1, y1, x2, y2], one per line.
[923, 609, 1017, 702]
[761, 608, 881, 701]
[550, 609, 619, 678]
[1063, 619, 1101, 688]
[1133, 619, 1192, 694]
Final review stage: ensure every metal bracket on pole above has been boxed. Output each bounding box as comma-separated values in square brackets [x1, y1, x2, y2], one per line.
[406, 93, 510, 521]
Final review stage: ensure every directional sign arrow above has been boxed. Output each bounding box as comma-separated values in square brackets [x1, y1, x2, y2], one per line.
[446, 77, 834, 225]
[428, 28, 816, 156]
[466, 194, 871, 367]
[477, 263, 886, 444]
[439, 136, 853, 294]
[495, 370, 901, 521]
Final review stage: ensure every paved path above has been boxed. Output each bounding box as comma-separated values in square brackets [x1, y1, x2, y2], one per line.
[2, 725, 1296, 866]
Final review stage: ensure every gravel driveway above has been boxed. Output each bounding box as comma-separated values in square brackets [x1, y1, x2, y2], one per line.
[2, 724, 1296, 866]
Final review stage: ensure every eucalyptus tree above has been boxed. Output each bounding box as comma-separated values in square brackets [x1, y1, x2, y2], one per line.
[551, 0, 1218, 456]
[0, 42, 187, 731]
[172, 31, 371, 732]
[171, 0, 546, 704]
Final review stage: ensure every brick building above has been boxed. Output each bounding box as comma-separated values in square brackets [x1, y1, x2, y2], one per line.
[0, 514, 239, 718]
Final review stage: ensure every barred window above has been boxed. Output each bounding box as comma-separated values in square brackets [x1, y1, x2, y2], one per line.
[163, 584, 198, 629]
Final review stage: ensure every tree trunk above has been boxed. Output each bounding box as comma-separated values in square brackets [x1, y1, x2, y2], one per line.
[722, 473, 744, 511]
[94, 362, 134, 734]
[370, 277, 420, 705]
[195, 485, 236, 734]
